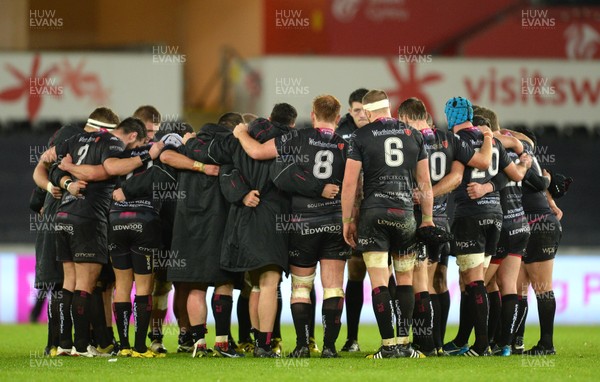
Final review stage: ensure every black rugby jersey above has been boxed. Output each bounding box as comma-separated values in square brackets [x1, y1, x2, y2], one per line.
[348, 118, 427, 211]
[274, 127, 347, 216]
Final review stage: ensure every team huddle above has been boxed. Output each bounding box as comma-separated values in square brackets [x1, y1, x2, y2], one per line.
[31, 88, 567, 359]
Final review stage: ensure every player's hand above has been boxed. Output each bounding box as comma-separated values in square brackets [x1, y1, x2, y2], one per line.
[479, 125, 493, 140]
[233, 123, 248, 138]
[58, 153, 74, 171]
[467, 182, 487, 199]
[542, 168, 551, 179]
[182, 132, 196, 145]
[149, 141, 165, 160]
[243, 190, 260, 207]
[519, 153, 532, 169]
[549, 201, 563, 221]
[419, 220, 435, 228]
[203, 164, 220, 176]
[343, 222, 357, 249]
[67, 180, 87, 197]
[112, 188, 126, 202]
[321, 184, 339, 199]
[49, 185, 62, 199]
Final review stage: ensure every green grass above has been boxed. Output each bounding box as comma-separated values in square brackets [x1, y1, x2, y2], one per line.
[0, 324, 598, 381]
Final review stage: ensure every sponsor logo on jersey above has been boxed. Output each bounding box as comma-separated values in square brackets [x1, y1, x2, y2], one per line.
[308, 138, 340, 149]
[377, 219, 412, 230]
[112, 223, 143, 233]
[74, 252, 95, 258]
[301, 224, 341, 235]
[371, 128, 409, 137]
[56, 223, 74, 235]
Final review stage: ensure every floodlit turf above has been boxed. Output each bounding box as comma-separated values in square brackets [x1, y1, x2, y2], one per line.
[0, 324, 598, 382]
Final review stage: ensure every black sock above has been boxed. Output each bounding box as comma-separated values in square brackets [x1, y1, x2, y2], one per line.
[190, 324, 207, 345]
[499, 294, 518, 346]
[394, 285, 414, 339]
[211, 294, 233, 346]
[487, 291, 501, 344]
[308, 288, 316, 339]
[465, 281, 489, 353]
[439, 290, 450, 343]
[58, 289, 73, 349]
[274, 285, 283, 339]
[372, 286, 395, 340]
[31, 290, 46, 323]
[388, 275, 397, 301]
[49, 289, 61, 347]
[113, 302, 132, 349]
[322, 297, 343, 349]
[291, 303, 311, 347]
[72, 290, 91, 352]
[90, 287, 110, 348]
[537, 290, 556, 348]
[430, 294, 442, 348]
[108, 326, 116, 344]
[453, 291, 473, 346]
[46, 299, 52, 348]
[345, 280, 363, 341]
[133, 295, 152, 353]
[413, 291, 434, 352]
[237, 295, 252, 342]
[256, 331, 272, 351]
[514, 295, 528, 340]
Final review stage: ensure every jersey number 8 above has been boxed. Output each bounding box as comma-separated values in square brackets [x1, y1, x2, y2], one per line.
[313, 150, 333, 179]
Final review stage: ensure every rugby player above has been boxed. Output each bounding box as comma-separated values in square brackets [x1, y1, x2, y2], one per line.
[397, 98, 493, 356]
[442, 97, 530, 357]
[234, 95, 349, 358]
[36, 117, 159, 356]
[341, 90, 433, 359]
[32, 108, 118, 356]
[336, 88, 370, 353]
[513, 126, 563, 356]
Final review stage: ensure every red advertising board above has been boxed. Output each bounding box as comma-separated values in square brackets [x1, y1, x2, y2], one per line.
[462, 7, 600, 59]
[264, 0, 521, 55]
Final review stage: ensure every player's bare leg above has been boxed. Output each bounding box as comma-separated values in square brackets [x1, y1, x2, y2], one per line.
[149, 279, 171, 354]
[252, 266, 281, 357]
[173, 282, 192, 352]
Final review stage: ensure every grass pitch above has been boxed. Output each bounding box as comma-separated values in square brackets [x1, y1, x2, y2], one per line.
[0, 324, 598, 382]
